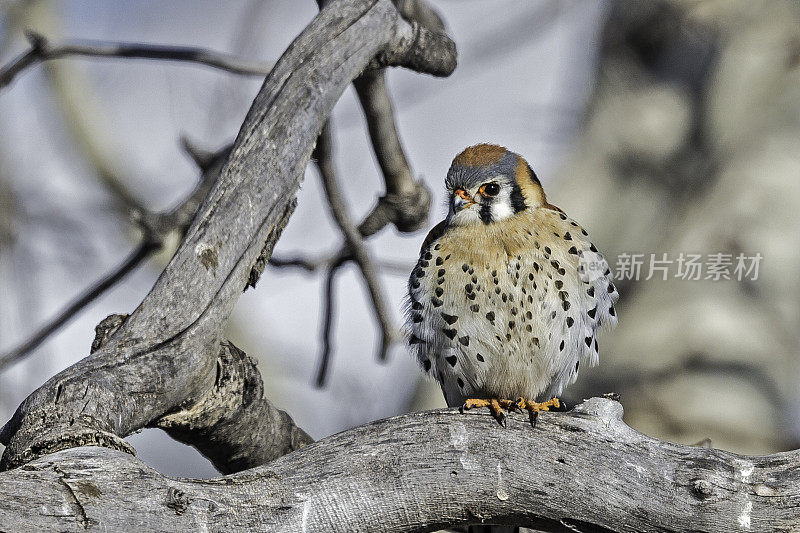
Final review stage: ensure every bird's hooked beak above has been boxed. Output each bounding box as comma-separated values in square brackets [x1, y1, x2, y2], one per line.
[452, 188, 476, 211]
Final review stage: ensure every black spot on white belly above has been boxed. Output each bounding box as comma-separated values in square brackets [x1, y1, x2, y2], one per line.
[441, 313, 458, 324]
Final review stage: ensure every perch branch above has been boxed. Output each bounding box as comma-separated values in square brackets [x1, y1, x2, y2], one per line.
[0, 31, 272, 90]
[1, 398, 798, 532]
[0, 0, 456, 471]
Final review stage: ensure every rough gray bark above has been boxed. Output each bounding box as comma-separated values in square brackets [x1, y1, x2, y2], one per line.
[154, 340, 314, 475]
[0, 398, 797, 532]
[0, 0, 456, 471]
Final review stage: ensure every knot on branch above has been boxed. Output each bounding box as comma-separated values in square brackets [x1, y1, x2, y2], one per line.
[360, 180, 431, 237]
[90, 313, 129, 354]
[572, 396, 625, 422]
[157, 342, 259, 431]
[23, 30, 48, 53]
[382, 180, 432, 232]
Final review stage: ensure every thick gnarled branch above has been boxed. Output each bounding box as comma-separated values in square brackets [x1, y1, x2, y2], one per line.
[1, 398, 796, 532]
[155, 340, 313, 475]
[0, 0, 456, 471]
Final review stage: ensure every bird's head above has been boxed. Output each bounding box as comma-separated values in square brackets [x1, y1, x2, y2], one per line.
[444, 144, 546, 227]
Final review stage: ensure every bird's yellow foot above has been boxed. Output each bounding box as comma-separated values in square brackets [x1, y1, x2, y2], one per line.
[514, 397, 560, 427]
[461, 398, 517, 426]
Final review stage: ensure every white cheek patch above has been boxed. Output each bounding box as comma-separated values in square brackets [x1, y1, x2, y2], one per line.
[490, 197, 515, 221]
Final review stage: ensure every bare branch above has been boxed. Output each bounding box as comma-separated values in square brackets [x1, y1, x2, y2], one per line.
[313, 121, 396, 386]
[354, 69, 416, 198]
[0, 31, 272, 90]
[2, 398, 799, 532]
[268, 255, 323, 272]
[0, 241, 156, 372]
[0, 144, 231, 373]
[0, 0, 456, 471]
[315, 261, 341, 387]
[269, 252, 412, 276]
[155, 340, 314, 474]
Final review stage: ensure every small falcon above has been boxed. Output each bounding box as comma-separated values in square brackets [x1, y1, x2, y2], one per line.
[406, 144, 618, 425]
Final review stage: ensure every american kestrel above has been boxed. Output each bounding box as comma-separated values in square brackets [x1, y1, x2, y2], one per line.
[406, 144, 618, 424]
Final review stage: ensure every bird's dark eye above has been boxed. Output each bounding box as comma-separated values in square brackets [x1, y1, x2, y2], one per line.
[480, 182, 500, 197]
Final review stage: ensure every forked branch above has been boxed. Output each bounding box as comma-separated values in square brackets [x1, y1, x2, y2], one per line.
[0, 0, 456, 472]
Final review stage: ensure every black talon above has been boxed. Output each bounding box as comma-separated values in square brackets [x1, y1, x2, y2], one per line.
[529, 409, 539, 429]
[497, 412, 507, 427]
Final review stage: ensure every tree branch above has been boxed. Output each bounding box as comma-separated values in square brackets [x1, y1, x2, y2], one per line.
[0, 241, 156, 372]
[313, 121, 397, 386]
[155, 340, 314, 474]
[0, 0, 456, 471]
[0, 31, 272, 90]
[0, 143, 232, 373]
[1, 398, 797, 532]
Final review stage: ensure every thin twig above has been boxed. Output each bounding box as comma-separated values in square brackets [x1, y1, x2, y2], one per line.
[0, 31, 272, 90]
[0, 241, 156, 371]
[313, 122, 396, 387]
[307, 0, 445, 386]
[0, 142, 230, 372]
[270, 253, 410, 276]
[315, 263, 340, 387]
